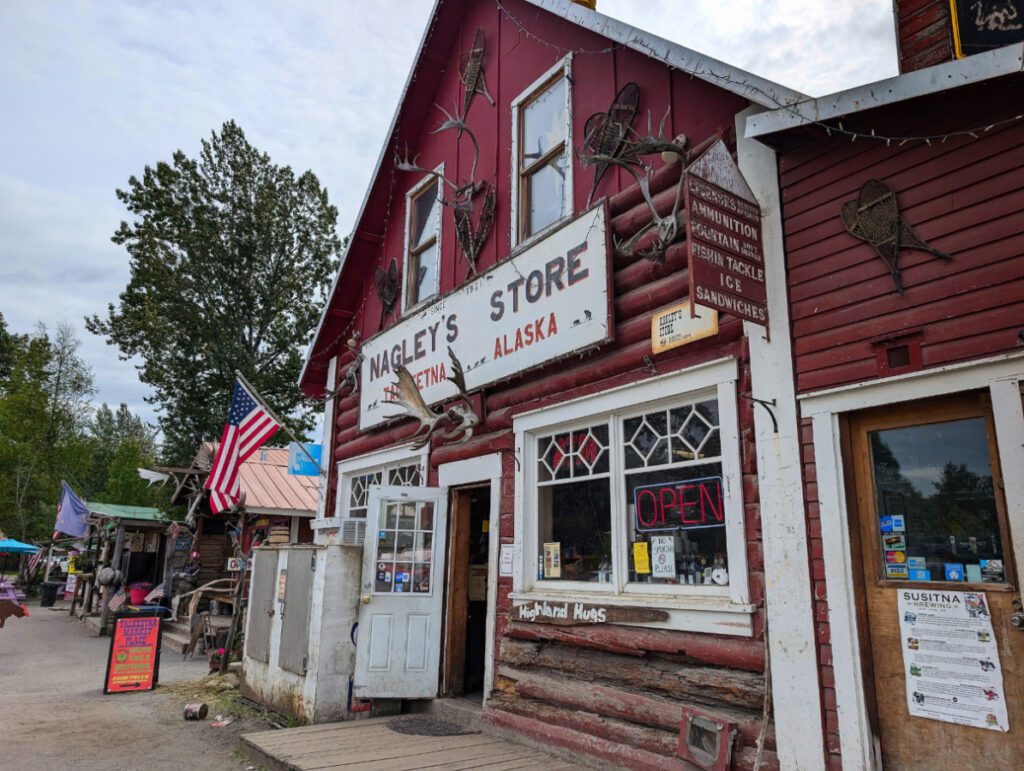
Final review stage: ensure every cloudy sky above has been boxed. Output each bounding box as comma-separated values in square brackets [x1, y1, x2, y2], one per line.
[0, 0, 897, 429]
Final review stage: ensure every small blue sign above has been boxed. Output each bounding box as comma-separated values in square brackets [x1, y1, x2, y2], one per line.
[945, 563, 965, 581]
[288, 442, 322, 476]
[909, 569, 931, 581]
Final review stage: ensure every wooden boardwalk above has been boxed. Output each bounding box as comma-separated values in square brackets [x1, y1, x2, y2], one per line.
[241, 716, 583, 770]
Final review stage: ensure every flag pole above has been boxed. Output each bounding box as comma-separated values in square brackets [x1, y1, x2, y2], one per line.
[233, 370, 324, 474]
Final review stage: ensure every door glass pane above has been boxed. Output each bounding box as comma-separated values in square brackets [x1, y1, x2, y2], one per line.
[375, 498, 437, 594]
[869, 417, 1005, 584]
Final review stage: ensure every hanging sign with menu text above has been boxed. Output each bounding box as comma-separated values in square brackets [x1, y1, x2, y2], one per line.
[685, 140, 768, 327]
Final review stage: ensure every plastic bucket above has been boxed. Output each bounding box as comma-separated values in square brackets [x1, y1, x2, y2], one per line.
[128, 587, 149, 605]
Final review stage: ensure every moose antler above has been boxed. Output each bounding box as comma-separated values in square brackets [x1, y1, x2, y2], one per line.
[580, 108, 688, 262]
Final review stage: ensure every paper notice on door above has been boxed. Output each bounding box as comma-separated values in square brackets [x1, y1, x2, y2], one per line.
[898, 590, 1008, 731]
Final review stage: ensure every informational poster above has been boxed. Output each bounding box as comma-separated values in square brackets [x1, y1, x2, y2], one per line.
[633, 542, 651, 574]
[104, 615, 161, 694]
[543, 543, 561, 579]
[898, 590, 1008, 731]
[650, 536, 676, 579]
[499, 544, 514, 577]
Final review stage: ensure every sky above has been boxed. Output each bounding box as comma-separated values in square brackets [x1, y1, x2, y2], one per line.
[0, 0, 898, 430]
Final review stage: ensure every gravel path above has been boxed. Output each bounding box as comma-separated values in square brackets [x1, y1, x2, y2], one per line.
[0, 602, 271, 770]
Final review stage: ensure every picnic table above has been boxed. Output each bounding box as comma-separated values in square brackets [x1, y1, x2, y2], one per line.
[0, 579, 26, 602]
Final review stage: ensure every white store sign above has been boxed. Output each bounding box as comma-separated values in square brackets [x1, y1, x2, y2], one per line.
[359, 205, 611, 429]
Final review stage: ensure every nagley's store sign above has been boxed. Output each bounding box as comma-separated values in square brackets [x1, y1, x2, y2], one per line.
[359, 204, 611, 429]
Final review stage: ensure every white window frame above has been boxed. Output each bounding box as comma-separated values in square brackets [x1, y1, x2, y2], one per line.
[510, 54, 574, 250]
[402, 166, 443, 314]
[512, 358, 752, 633]
[333, 443, 429, 522]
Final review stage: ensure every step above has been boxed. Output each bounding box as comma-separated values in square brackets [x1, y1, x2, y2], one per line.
[409, 697, 484, 733]
[162, 630, 193, 654]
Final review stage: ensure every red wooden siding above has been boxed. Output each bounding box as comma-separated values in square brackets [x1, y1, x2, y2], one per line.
[313, 1, 781, 765]
[779, 83, 1024, 394]
[894, 0, 954, 73]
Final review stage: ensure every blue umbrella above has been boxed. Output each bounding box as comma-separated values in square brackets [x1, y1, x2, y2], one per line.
[0, 539, 40, 554]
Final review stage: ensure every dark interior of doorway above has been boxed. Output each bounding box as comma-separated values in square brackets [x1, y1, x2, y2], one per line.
[444, 485, 490, 698]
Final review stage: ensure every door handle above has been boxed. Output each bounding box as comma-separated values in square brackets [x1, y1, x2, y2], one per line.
[362, 595, 371, 605]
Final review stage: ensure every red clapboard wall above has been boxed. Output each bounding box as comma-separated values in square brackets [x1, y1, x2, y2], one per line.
[307, 0, 785, 766]
[779, 80, 1024, 395]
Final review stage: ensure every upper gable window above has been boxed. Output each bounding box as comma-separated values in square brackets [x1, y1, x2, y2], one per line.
[403, 171, 442, 311]
[512, 56, 573, 246]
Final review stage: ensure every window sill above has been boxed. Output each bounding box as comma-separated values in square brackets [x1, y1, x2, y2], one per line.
[511, 213, 572, 256]
[509, 589, 755, 637]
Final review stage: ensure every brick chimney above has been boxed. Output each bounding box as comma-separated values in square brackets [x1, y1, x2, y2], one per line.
[896, 1, 1024, 73]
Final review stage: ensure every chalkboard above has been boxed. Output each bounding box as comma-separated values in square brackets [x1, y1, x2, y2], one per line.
[952, 1, 1024, 56]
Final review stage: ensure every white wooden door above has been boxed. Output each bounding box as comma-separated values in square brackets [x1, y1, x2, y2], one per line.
[353, 485, 448, 698]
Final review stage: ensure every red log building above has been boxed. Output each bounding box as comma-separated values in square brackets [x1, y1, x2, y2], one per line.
[296, 0, 805, 767]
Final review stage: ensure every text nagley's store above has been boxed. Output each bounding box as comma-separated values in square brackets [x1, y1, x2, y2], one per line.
[296, 0, 802, 767]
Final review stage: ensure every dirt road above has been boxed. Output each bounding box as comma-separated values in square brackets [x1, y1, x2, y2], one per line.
[0, 603, 271, 770]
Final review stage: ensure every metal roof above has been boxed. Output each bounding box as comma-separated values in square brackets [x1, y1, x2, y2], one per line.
[298, 0, 807, 394]
[236, 447, 319, 516]
[746, 42, 1024, 139]
[88, 502, 168, 522]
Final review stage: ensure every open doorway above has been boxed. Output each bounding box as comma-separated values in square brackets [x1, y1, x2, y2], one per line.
[442, 484, 491, 699]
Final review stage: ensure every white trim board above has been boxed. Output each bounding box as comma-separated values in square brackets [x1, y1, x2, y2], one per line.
[737, 106, 825, 770]
[746, 42, 1024, 138]
[806, 355, 1024, 770]
[438, 453, 503, 703]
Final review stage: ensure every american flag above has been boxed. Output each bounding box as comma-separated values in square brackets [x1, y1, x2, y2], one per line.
[204, 379, 281, 514]
[107, 588, 127, 611]
[144, 583, 165, 602]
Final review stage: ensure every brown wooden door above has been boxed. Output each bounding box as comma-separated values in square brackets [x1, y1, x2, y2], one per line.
[849, 393, 1024, 769]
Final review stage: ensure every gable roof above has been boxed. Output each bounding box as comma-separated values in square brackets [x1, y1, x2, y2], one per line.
[299, 0, 806, 395]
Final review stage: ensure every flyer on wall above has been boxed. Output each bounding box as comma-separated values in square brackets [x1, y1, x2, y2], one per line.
[897, 590, 1008, 731]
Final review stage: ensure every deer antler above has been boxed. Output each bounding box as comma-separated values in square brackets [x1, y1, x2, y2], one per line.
[433, 101, 481, 196]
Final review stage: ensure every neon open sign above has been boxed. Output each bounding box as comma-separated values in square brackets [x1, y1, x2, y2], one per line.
[633, 476, 725, 532]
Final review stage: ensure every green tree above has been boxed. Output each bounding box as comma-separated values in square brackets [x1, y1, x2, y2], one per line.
[86, 120, 341, 463]
[84, 402, 158, 497]
[0, 322, 94, 540]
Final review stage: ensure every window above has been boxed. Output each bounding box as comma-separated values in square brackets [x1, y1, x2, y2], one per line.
[512, 56, 572, 245]
[343, 461, 424, 519]
[373, 498, 435, 594]
[404, 173, 442, 310]
[534, 398, 727, 588]
[515, 359, 749, 611]
[868, 417, 1007, 584]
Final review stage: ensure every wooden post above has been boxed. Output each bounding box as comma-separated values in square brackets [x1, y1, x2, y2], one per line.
[219, 559, 247, 674]
[99, 521, 126, 635]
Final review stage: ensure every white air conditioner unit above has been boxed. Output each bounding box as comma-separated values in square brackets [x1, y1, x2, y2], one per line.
[338, 519, 367, 547]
